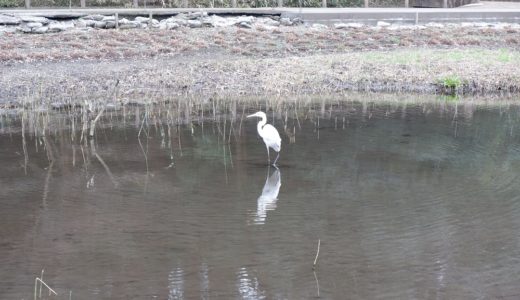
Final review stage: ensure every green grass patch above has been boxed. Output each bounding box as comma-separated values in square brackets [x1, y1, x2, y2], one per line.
[361, 49, 520, 65]
[439, 75, 462, 89]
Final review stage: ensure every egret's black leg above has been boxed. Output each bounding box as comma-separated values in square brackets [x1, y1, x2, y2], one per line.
[272, 152, 280, 166]
[266, 146, 270, 165]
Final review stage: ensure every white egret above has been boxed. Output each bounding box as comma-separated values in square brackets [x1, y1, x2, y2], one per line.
[247, 111, 281, 166]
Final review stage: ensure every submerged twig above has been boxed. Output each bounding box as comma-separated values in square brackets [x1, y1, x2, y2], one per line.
[89, 79, 119, 137]
[313, 239, 320, 270]
[313, 270, 320, 298]
[34, 276, 57, 300]
[90, 139, 118, 187]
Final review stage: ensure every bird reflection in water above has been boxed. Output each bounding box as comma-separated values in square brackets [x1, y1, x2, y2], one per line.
[237, 267, 266, 299]
[250, 167, 282, 225]
[168, 267, 184, 300]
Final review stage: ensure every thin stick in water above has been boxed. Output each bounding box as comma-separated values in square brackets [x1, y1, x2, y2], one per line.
[34, 277, 57, 300]
[313, 270, 320, 298]
[313, 239, 320, 270]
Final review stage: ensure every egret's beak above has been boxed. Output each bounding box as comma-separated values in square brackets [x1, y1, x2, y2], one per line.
[246, 113, 256, 118]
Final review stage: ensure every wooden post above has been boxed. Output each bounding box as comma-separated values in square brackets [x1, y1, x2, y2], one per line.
[133, 0, 138, 7]
[322, 0, 326, 7]
[149, 12, 153, 28]
[115, 13, 119, 29]
[277, 0, 282, 7]
[25, 0, 30, 8]
[231, 0, 236, 7]
[405, 0, 408, 7]
[364, 0, 368, 7]
[80, 0, 85, 7]
[443, 0, 447, 7]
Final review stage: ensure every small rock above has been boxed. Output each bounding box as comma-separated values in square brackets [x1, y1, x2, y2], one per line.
[82, 19, 96, 27]
[238, 22, 252, 29]
[334, 22, 363, 29]
[474, 22, 491, 27]
[377, 21, 391, 27]
[77, 27, 93, 32]
[348, 23, 364, 28]
[20, 15, 50, 24]
[165, 17, 188, 27]
[186, 11, 207, 19]
[82, 14, 105, 21]
[32, 26, 48, 34]
[292, 17, 303, 25]
[134, 16, 151, 23]
[0, 14, 20, 25]
[93, 21, 107, 28]
[0, 26, 17, 33]
[425, 22, 444, 28]
[493, 22, 513, 29]
[187, 20, 202, 28]
[460, 22, 475, 27]
[105, 21, 116, 29]
[18, 26, 33, 33]
[203, 15, 232, 27]
[165, 22, 179, 30]
[176, 19, 188, 26]
[255, 24, 278, 31]
[119, 22, 139, 29]
[311, 23, 328, 30]
[174, 13, 188, 19]
[25, 22, 43, 29]
[236, 16, 254, 24]
[280, 18, 292, 26]
[48, 21, 75, 32]
[102, 15, 116, 22]
[259, 18, 280, 27]
[75, 19, 88, 28]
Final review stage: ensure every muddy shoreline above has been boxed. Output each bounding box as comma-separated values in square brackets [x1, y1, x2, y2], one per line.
[1, 23, 520, 104]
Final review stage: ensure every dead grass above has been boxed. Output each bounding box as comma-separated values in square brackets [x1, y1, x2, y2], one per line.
[1, 25, 520, 101]
[1, 47, 519, 105]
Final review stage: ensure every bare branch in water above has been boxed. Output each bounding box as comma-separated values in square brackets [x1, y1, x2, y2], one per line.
[313, 239, 321, 270]
[89, 79, 119, 137]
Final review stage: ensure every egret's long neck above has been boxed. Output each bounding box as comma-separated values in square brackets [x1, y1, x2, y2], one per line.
[257, 115, 267, 132]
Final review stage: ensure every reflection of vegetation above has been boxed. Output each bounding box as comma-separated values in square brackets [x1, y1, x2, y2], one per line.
[436, 94, 459, 102]
[190, 133, 233, 167]
[3, 94, 520, 187]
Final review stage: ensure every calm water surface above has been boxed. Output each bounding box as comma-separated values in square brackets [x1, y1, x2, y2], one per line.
[1, 98, 520, 299]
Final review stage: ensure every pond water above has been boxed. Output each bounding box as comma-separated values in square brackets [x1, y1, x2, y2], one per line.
[1, 97, 520, 299]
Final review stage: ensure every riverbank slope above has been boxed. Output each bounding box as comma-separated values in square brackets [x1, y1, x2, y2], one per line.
[1, 22, 520, 105]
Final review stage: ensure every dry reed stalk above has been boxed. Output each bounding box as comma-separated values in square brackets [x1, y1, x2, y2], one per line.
[313, 239, 320, 270]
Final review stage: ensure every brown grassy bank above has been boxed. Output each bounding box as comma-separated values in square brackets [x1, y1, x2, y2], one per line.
[1, 24, 520, 104]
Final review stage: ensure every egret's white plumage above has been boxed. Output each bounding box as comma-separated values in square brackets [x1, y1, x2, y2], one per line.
[247, 111, 281, 165]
